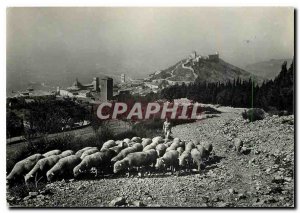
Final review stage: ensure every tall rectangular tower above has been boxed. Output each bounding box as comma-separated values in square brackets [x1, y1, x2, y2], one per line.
[100, 77, 113, 101]
[92, 77, 100, 92]
[121, 74, 126, 83]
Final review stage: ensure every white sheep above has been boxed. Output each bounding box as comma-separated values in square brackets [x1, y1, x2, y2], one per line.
[131, 137, 142, 143]
[75, 147, 94, 157]
[166, 141, 180, 152]
[185, 141, 195, 152]
[46, 155, 81, 181]
[73, 149, 116, 177]
[155, 150, 179, 174]
[156, 144, 167, 157]
[7, 154, 44, 184]
[191, 147, 206, 172]
[113, 151, 152, 175]
[42, 150, 61, 158]
[179, 151, 192, 172]
[58, 150, 74, 158]
[80, 148, 99, 159]
[152, 136, 164, 144]
[101, 140, 116, 151]
[24, 155, 61, 184]
[111, 147, 136, 163]
[141, 138, 152, 148]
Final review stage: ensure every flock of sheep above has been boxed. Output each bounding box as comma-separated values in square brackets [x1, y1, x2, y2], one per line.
[7, 136, 244, 186]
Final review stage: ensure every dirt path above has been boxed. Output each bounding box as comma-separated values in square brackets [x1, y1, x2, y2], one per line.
[8, 108, 294, 207]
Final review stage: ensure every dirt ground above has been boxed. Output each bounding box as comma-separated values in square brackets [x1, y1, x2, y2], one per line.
[7, 106, 294, 207]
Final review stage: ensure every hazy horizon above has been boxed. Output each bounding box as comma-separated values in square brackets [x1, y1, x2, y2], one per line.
[7, 7, 294, 92]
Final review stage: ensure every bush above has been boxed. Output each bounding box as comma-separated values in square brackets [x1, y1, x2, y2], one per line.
[242, 108, 266, 122]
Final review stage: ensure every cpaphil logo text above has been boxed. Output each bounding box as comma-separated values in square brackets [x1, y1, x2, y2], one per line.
[94, 101, 204, 121]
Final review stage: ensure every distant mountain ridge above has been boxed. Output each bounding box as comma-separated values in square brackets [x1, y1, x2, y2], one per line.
[149, 52, 262, 84]
[244, 58, 293, 80]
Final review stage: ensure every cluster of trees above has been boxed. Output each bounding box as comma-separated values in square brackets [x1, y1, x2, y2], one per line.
[160, 60, 294, 113]
[7, 97, 90, 138]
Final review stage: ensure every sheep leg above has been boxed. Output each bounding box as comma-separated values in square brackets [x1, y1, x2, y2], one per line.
[188, 161, 192, 173]
[94, 169, 98, 178]
[127, 167, 131, 178]
[35, 174, 43, 189]
[25, 180, 30, 190]
[34, 171, 39, 188]
[198, 164, 201, 173]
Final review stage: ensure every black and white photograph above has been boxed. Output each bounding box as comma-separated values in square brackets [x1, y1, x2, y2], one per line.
[5, 7, 294, 208]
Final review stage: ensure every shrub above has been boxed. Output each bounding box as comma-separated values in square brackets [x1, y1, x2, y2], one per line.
[242, 108, 266, 122]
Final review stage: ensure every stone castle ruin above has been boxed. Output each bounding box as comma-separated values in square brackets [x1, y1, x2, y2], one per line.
[188, 51, 219, 65]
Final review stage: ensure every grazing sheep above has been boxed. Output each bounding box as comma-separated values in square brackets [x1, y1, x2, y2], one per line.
[234, 138, 243, 153]
[143, 142, 158, 151]
[80, 148, 99, 159]
[115, 140, 122, 146]
[173, 138, 181, 143]
[185, 142, 195, 152]
[165, 141, 172, 148]
[155, 150, 179, 173]
[191, 148, 205, 172]
[75, 147, 94, 157]
[203, 142, 213, 154]
[7, 154, 44, 184]
[111, 147, 137, 163]
[144, 149, 158, 167]
[42, 150, 61, 158]
[166, 141, 180, 152]
[131, 137, 142, 143]
[173, 138, 184, 148]
[152, 136, 164, 144]
[196, 145, 208, 158]
[113, 159, 127, 174]
[113, 152, 150, 174]
[192, 139, 201, 146]
[73, 149, 116, 177]
[25, 155, 61, 183]
[179, 141, 185, 148]
[116, 141, 128, 149]
[179, 151, 192, 171]
[109, 146, 124, 154]
[132, 143, 143, 152]
[156, 144, 167, 157]
[127, 141, 136, 147]
[46, 155, 81, 181]
[202, 142, 214, 159]
[74, 152, 101, 177]
[123, 138, 131, 144]
[58, 150, 75, 158]
[101, 140, 116, 151]
[141, 138, 152, 148]
[176, 147, 184, 156]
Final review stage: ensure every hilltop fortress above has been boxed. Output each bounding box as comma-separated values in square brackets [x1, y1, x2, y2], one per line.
[187, 51, 219, 65]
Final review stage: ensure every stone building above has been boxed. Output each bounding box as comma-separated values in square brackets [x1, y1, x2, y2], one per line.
[100, 77, 113, 101]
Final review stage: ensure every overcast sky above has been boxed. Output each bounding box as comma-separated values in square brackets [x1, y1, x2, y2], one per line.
[7, 7, 294, 88]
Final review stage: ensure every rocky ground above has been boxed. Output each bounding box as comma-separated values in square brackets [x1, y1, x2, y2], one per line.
[7, 106, 294, 207]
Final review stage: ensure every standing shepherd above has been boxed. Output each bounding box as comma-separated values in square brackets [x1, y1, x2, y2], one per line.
[163, 118, 172, 140]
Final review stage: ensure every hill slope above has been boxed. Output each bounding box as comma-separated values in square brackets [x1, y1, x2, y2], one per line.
[244, 58, 293, 80]
[149, 57, 262, 83]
